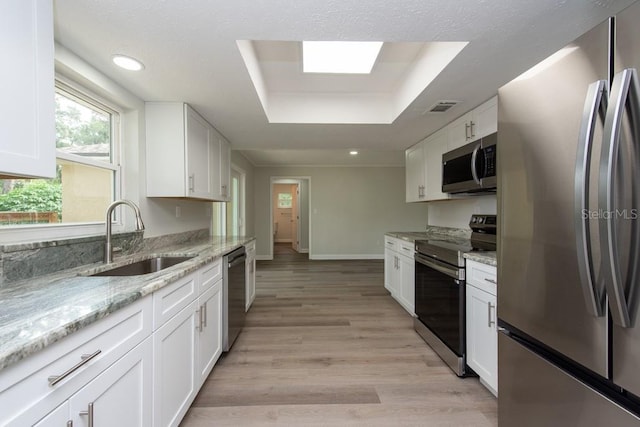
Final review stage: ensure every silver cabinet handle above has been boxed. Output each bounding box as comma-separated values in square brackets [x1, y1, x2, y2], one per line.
[67, 421, 73, 427]
[202, 303, 207, 328]
[48, 350, 102, 386]
[79, 402, 94, 427]
[487, 302, 495, 327]
[469, 120, 476, 138]
[196, 308, 203, 332]
[600, 68, 640, 328]
[465, 122, 471, 140]
[188, 174, 195, 192]
[401, 246, 412, 253]
[575, 80, 608, 318]
[484, 278, 497, 284]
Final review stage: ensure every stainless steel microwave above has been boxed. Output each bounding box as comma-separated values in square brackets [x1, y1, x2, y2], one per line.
[442, 133, 497, 193]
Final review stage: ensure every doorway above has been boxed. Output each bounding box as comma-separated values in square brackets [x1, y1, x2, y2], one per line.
[270, 177, 310, 259]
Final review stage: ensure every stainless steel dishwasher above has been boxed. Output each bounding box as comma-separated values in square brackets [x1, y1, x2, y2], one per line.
[222, 246, 246, 352]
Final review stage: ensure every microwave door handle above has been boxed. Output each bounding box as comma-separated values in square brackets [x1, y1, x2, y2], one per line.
[471, 144, 481, 184]
[600, 68, 640, 328]
[575, 79, 608, 318]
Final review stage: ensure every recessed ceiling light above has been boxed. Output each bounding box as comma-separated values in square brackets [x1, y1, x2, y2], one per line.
[303, 41, 383, 74]
[350, 150, 359, 155]
[112, 54, 145, 71]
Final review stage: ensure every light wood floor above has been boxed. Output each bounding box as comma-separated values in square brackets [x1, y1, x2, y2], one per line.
[180, 245, 497, 426]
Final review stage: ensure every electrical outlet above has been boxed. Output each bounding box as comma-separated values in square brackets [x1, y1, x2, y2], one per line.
[175, 206, 181, 218]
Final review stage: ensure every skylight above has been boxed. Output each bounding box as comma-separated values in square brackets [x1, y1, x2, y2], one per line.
[302, 41, 383, 74]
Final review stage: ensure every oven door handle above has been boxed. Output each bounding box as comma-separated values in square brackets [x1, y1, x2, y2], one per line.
[415, 253, 461, 280]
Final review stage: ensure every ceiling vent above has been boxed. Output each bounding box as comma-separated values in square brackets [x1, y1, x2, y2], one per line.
[426, 100, 459, 113]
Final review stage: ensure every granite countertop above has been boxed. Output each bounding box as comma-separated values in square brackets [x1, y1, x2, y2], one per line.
[0, 235, 254, 372]
[386, 229, 497, 267]
[464, 251, 497, 267]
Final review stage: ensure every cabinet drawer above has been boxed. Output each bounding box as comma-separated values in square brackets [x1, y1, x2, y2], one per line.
[153, 272, 198, 329]
[384, 236, 399, 251]
[398, 241, 415, 257]
[0, 296, 152, 426]
[198, 259, 222, 294]
[466, 259, 497, 295]
[245, 241, 255, 256]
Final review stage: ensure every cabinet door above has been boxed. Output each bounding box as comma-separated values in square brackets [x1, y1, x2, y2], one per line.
[246, 255, 256, 311]
[0, 0, 55, 179]
[219, 137, 231, 201]
[424, 130, 450, 201]
[185, 105, 213, 199]
[384, 248, 396, 295]
[197, 280, 223, 387]
[398, 253, 415, 315]
[405, 144, 425, 202]
[33, 401, 70, 426]
[471, 96, 497, 139]
[70, 337, 153, 427]
[447, 112, 473, 150]
[466, 285, 498, 395]
[153, 301, 198, 427]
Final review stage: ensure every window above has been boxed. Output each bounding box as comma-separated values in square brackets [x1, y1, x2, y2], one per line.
[0, 81, 119, 227]
[278, 192, 292, 208]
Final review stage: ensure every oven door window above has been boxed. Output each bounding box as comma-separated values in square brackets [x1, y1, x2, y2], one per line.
[415, 260, 464, 356]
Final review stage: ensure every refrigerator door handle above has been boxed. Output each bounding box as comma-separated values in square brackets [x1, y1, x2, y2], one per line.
[600, 68, 640, 328]
[575, 80, 608, 317]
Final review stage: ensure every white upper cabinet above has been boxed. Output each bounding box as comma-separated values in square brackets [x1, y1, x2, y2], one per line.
[423, 129, 450, 201]
[146, 102, 230, 201]
[405, 143, 426, 202]
[405, 96, 498, 202]
[448, 96, 498, 150]
[0, 0, 55, 179]
[209, 128, 231, 202]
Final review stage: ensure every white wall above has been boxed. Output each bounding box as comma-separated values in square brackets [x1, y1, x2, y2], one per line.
[427, 195, 497, 229]
[231, 151, 255, 237]
[254, 166, 430, 259]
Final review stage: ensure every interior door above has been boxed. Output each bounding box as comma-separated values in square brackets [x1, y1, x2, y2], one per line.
[291, 184, 299, 252]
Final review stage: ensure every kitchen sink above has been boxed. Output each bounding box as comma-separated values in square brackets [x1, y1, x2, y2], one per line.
[90, 256, 195, 276]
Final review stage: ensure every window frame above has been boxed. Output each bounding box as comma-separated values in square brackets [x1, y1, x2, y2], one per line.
[0, 76, 123, 244]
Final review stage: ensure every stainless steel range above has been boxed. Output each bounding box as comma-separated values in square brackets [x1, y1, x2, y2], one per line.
[414, 215, 496, 377]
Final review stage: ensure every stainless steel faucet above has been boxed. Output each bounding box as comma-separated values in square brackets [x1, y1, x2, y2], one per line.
[104, 200, 145, 263]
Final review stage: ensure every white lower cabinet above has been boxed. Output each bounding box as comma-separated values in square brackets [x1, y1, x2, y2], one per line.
[69, 337, 153, 426]
[1, 257, 230, 427]
[245, 240, 256, 311]
[33, 402, 69, 426]
[153, 300, 199, 427]
[465, 260, 498, 396]
[197, 280, 223, 387]
[384, 236, 415, 315]
[152, 259, 225, 427]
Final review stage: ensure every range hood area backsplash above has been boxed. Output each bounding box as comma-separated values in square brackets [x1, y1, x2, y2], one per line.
[427, 195, 497, 230]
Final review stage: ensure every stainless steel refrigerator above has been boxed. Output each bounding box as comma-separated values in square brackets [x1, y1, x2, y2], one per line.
[498, 1, 640, 424]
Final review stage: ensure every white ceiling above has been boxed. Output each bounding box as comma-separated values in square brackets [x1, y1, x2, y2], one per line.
[53, 0, 636, 167]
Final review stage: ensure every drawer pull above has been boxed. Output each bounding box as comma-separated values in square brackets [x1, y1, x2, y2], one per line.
[484, 278, 497, 284]
[79, 402, 94, 427]
[48, 350, 102, 386]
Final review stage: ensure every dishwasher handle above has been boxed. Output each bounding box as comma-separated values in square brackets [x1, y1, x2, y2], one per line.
[228, 254, 246, 268]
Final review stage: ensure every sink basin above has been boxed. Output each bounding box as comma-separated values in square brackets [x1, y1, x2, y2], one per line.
[91, 256, 195, 276]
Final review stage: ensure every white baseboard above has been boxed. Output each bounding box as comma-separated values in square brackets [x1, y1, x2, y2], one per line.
[298, 248, 309, 253]
[274, 239, 292, 243]
[256, 255, 273, 261]
[309, 254, 384, 260]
